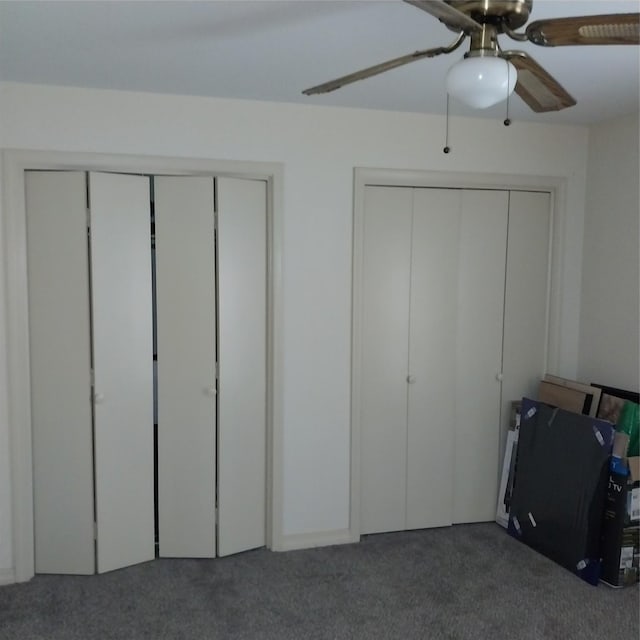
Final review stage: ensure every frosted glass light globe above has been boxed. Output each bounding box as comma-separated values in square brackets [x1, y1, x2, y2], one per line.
[446, 56, 517, 109]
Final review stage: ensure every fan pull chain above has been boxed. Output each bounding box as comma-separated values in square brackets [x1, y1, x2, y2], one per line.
[504, 61, 512, 127]
[443, 93, 451, 154]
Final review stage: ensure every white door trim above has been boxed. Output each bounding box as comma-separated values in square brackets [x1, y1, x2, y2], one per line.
[2, 149, 285, 582]
[350, 167, 566, 541]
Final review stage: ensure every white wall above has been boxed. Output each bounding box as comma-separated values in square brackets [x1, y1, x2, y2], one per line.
[0, 149, 14, 581]
[0, 82, 589, 575]
[578, 113, 640, 391]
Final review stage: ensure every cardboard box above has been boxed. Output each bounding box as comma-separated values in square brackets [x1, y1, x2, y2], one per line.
[600, 456, 640, 587]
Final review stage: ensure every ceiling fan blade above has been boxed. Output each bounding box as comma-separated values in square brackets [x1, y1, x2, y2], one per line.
[302, 35, 465, 95]
[526, 13, 640, 46]
[403, 0, 483, 32]
[503, 51, 576, 112]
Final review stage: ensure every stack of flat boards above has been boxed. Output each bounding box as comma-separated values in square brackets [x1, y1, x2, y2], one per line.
[508, 398, 614, 585]
[538, 375, 602, 417]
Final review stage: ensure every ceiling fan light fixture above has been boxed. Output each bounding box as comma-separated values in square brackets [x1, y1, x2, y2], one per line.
[446, 56, 518, 109]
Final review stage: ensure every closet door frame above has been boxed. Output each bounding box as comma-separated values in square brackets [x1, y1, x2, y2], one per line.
[3, 150, 284, 583]
[351, 167, 565, 540]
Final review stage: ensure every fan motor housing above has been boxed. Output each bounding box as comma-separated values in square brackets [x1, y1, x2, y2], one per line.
[445, 0, 533, 31]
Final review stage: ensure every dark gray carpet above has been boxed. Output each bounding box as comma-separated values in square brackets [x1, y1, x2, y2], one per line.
[0, 523, 637, 640]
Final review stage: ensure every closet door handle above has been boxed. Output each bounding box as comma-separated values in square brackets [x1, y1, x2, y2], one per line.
[94, 392, 105, 404]
[204, 386, 217, 397]
[407, 375, 416, 384]
[495, 372, 504, 382]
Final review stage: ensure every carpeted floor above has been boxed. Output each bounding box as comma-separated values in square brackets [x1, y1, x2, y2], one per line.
[0, 523, 637, 640]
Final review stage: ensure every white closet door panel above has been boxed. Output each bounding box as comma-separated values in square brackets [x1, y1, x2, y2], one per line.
[501, 191, 551, 445]
[89, 172, 155, 573]
[360, 187, 412, 534]
[217, 177, 267, 557]
[26, 171, 95, 574]
[453, 190, 508, 524]
[406, 188, 460, 530]
[155, 176, 217, 558]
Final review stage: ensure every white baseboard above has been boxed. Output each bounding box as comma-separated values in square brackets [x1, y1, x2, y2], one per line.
[0, 568, 16, 586]
[276, 528, 359, 552]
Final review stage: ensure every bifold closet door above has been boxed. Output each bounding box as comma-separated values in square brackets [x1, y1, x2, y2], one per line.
[27, 171, 95, 574]
[406, 188, 461, 530]
[453, 190, 508, 523]
[89, 172, 155, 573]
[217, 177, 267, 557]
[501, 191, 551, 444]
[360, 186, 413, 535]
[154, 176, 217, 558]
[359, 185, 551, 534]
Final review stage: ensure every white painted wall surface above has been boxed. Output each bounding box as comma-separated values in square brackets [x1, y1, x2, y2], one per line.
[578, 113, 640, 391]
[0, 82, 590, 574]
[0, 150, 14, 580]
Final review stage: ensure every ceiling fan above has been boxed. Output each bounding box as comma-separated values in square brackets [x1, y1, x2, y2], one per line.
[302, 0, 640, 112]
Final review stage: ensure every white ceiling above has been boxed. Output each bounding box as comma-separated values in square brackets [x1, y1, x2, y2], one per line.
[1, 0, 638, 125]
